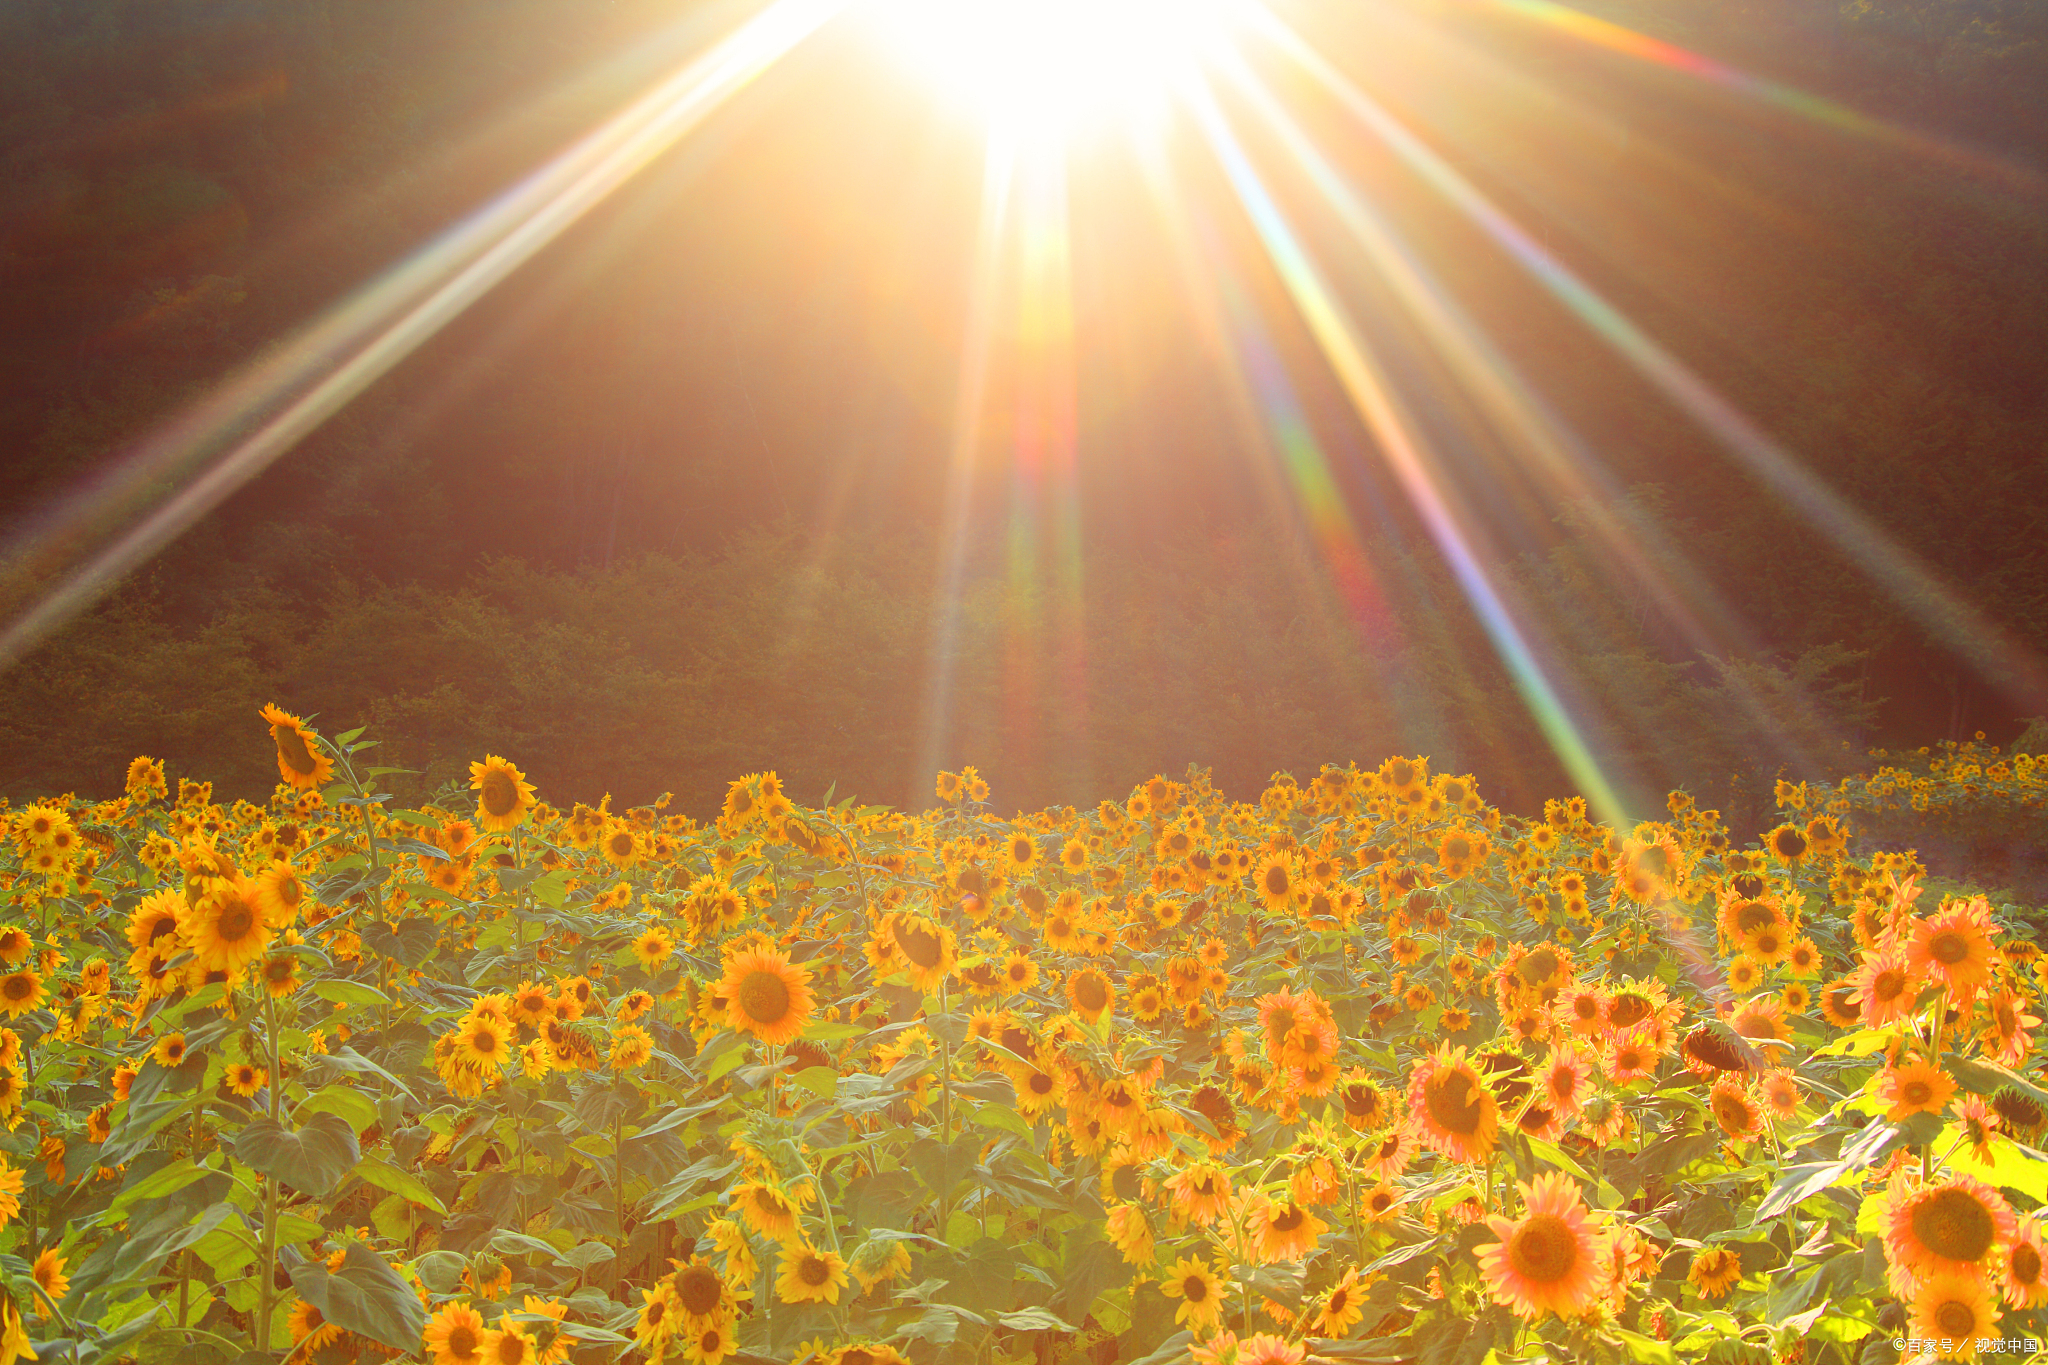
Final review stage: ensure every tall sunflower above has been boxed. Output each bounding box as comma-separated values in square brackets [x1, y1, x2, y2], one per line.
[259, 704, 334, 791]
[470, 756, 537, 832]
[1160, 1256, 1224, 1334]
[775, 1246, 850, 1305]
[1473, 1172, 1611, 1321]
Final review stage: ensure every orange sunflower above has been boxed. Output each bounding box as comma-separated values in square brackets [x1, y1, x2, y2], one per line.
[1885, 1170, 2017, 1284]
[1473, 1171, 1611, 1321]
[1907, 897, 2001, 1004]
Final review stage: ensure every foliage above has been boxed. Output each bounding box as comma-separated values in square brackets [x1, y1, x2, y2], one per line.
[0, 714, 2042, 1363]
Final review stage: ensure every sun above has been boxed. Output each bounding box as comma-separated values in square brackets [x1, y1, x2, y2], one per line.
[864, 0, 1242, 145]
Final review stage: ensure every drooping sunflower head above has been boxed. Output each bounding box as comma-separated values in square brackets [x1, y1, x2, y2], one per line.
[259, 704, 334, 791]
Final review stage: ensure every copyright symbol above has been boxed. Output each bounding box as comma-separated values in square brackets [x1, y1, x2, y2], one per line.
[1892, 1342, 1906, 1353]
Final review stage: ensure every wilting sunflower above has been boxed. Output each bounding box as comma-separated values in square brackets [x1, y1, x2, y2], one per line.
[1160, 1256, 1224, 1333]
[731, 1180, 808, 1244]
[249, 862, 306, 929]
[469, 755, 536, 832]
[1473, 1172, 1610, 1321]
[1687, 1246, 1742, 1299]
[775, 1245, 850, 1305]
[883, 912, 958, 992]
[259, 704, 334, 791]
[1164, 1163, 1232, 1227]
[717, 949, 814, 1047]
[1406, 1045, 1498, 1164]
[1885, 1170, 2017, 1282]
[126, 891, 184, 954]
[1336, 1071, 1388, 1131]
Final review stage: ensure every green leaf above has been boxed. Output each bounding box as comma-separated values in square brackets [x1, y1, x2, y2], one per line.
[355, 1154, 449, 1214]
[800, 1019, 867, 1042]
[791, 1066, 838, 1100]
[287, 1243, 428, 1356]
[970, 1102, 1032, 1137]
[313, 980, 390, 1008]
[1609, 1327, 1678, 1364]
[1939, 1130, 2048, 1202]
[298, 1084, 380, 1134]
[106, 1157, 209, 1219]
[996, 1307, 1076, 1333]
[233, 1113, 360, 1197]
[309, 1046, 419, 1101]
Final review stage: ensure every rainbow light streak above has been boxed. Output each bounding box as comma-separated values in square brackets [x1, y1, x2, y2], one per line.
[1183, 75, 1633, 827]
[0, 0, 847, 675]
[1249, 8, 2048, 714]
[1212, 262, 1386, 637]
[1494, 0, 2042, 191]
[1213, 53, 1846, 781]
[916, 130, 1017, 800]
[1003, 147, 1087, 787]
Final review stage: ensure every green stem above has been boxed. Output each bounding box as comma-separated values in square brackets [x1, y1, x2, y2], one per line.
[1924, 1000, 1949, 1181]
[614, 1109, 627, 1248]
[255, 990, 283, 1352]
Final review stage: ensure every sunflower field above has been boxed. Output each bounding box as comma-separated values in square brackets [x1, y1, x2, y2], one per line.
[0, 711, 2044, 1365]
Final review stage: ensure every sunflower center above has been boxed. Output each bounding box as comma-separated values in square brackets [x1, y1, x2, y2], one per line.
[1183, 1275, 1208, 1302]
[1271, 1205, 1304, 1233]
[1072, 972, 1108, 1012]
[800, 1256, 831, 1286]
[1112, 1165, 1141, 1200]
[1935, 1297, 1978, 1337]
[1520, 949, 1559, 984]
[448, 1326, 477, 1355]
[736, 970, 792, 1024]
[1572, 997, 1599, 1021]
[1912, 1187, 1997, 1262]
[2015, 1243, 2042, 1284]
[2, 976, 31, 1001]
[1902, 1080, 1932, 1105]
[274, 724, 318, 775]
[470, 1029, 499, 1054]
[482, 772, 518, 817]
[677, 1267, 723, 1315]
[1873, 969, 1907, 1002]
[895, 921, 944, 969]
[1264, 866, 1290, 897]
[494, 1334, 525, 1364]
[1930, 931, 1971, 966]
[219, 902, 256, 942]
[1508, 1214, 1579, 1284]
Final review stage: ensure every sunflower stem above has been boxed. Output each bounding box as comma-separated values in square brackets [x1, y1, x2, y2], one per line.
[614, 1108, 628, 1253]
[255, 987, 284, 1353]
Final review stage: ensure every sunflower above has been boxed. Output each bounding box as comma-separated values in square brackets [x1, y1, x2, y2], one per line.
[1067, 967, 1113, 1024]
[0, 973, 43, 1021]
[1474, 1172, 1610, 1321]
[31, 1247, 68, 1307]
[1910, 1272, 2000, 1359]
[1406, 1045, 1498, 1165]
[260, 952, 302, 1000]
[286, 1296, 343, 1352]
[0, 932, 28, 968]
[1885, 1171, 2017, 1282]
[884, 912, 958, 992]
[1760, 1068, 1801, 1119]
[1253, 854, 1297, 913]
[671, 1258, 731, 1324]
[1709, 1076, 1763, 1142]
[631, 927, 675, 971]
[718, 949, 814, 1047]
[732, 1180, 808, 1244]
[454, 1012, 514, 1072]
[1165, 1163, 1232, 1226]
[1879, 1058, 1957, 1122]
[1255, 1199, 1328, 1262]
[184, 877, 272, 976]
[634, 1281, 681, 1352]
[485, 1317, 537, 1365]
[1980, 989, 2042, 1067]
[1160, 1256, 1224, 1334]
[126, 891, 184, 954]
[2003, 1219, 2048, 1308]
[776, 1245, 850, 1305]
[1851, 948, 1923, 1028]
[151, 1032, 188, 1068]
[1336, 1071, 1388, 1131]
[1687, 1246, 1742, 1299]
[1314, 1267, 1367, 1338]
[259, 704, 333, 790]
[610, 1024, 653, 1070]
[248, 862, 307, 930]
[1106, 1201, 1155, 1264]
[1907, 897, 2002, 1004]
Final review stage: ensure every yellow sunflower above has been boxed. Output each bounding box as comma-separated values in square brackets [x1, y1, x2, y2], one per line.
[718, 949, 815, 1047]
[1160, 1256, 1224, 1333]
[469, 755, 536, 832]
[184, 877, 272, 976]
[775, 1246, 850, 1305]
[259, 704, 334, 791]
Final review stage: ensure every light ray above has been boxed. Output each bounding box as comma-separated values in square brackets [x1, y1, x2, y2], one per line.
[1183, 73, 1636, 827]
[1247, 5, 2048, 717]
[0, 0, 847, 673]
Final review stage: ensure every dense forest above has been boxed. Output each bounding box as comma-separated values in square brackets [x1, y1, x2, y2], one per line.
[1, 0, 2045, 826]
